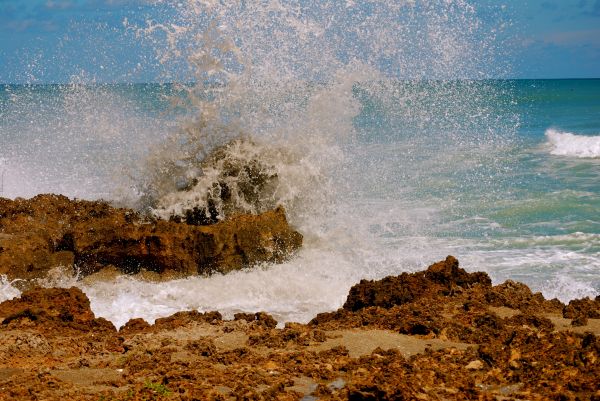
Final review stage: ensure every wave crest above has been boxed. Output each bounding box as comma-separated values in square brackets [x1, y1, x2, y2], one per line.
[545, 128, 600, 158]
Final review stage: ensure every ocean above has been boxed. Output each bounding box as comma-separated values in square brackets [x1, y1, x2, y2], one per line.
[0, 2, 599, 328]
[1, 79, 598, 327]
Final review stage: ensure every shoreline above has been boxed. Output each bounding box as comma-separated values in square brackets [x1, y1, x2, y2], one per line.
[1, 256, 599, 400]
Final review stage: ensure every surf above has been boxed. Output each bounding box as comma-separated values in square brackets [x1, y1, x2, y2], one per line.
[4, 2, 598, 326]
[546, 128, 600, 158]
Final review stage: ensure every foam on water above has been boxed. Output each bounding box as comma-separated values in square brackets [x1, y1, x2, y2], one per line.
[546, 128, 600, 158]
[0, 276, 21, 303]
[457, 232, 600, 302]
[83, 249, 360, 329]
[78, 226, 599, 328]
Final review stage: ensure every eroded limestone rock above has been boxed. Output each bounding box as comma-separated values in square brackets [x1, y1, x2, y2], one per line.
[0, 194, 302, 281]
[0, 257, 598, 400]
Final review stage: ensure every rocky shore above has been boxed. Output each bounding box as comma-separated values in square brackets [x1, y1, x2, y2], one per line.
[1, 256, 599, 400]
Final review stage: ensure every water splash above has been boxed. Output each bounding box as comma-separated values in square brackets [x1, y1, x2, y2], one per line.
[0, 1, 533, 324]
[0, 157, 6, 198]
[0, 275, 21, 303]
[124, 0, 515, 224]
[0, 82, 172, 200]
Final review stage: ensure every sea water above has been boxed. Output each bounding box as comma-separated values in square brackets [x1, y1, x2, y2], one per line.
[0, 2, 598, 328]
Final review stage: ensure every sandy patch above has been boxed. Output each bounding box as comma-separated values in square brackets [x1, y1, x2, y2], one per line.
[311, 329, 472, 358]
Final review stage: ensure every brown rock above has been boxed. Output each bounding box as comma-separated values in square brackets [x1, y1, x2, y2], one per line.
[0, 287, 93, 323]
[563, 297, 600, 319]
[0, 194, 302, 281]
[571, 315, 589, 326]
[119, 318, 152, 335]
[343, 256, 491, 311]
[0, 257, 599, 400]
[154, 310, 223, 330]
[485, 280, 563, 313]
[234, 311, 278, 329]
[424, 256, 491, 289]
[0, 287, 115, 334]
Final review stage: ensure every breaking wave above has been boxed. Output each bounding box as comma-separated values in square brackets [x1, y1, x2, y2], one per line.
[123, 0, 514, 228]
[546, 128, 600, 158]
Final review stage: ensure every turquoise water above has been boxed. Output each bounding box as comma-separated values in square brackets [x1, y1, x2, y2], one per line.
[348, 79, 600, 300]
[0, 79, 599, 325]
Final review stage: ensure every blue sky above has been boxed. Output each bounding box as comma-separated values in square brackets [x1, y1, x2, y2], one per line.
[509, 0, 600, 78]
[0, 0, 599, 83]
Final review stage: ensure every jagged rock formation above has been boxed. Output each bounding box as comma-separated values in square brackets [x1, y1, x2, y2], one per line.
[0, 194, 302, 282]
[0, 257, 598, 400]
[342, 256, 492, 311]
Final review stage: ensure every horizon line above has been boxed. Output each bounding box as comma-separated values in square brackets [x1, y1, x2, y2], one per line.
[1, 77, 600, 86]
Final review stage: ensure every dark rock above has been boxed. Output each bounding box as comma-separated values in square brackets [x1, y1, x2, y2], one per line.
[485, 280, 562, 314]
[234, 312, 278, 328]
[154, 310, 223, 330]
[563, 297, 600, 320]
[146, 137, 282, 225]
[343, 256, 491, 311]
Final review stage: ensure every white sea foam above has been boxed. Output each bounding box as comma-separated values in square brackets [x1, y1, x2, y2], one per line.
[82, 248, 359, 329]
[546, 128, 600, 158]
[0, 275, 21, 303]
[460, 232, 600, 302]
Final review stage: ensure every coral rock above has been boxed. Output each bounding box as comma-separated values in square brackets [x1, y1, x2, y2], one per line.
[343, 256, 491, 311]
[0, 287, 115, 334]
[0, 194, 302, 281]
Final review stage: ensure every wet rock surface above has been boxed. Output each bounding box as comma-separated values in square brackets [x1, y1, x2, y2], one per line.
[147, 137, 284, 226]
[0, 194, 302, 282]
[0, 257, 599, 400]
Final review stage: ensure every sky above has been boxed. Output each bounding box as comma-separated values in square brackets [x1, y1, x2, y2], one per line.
[509, 0, 600, 78]
[0, 0, 599, 83]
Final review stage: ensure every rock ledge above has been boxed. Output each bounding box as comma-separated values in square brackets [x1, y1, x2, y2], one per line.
[0, 194, 302, 281]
